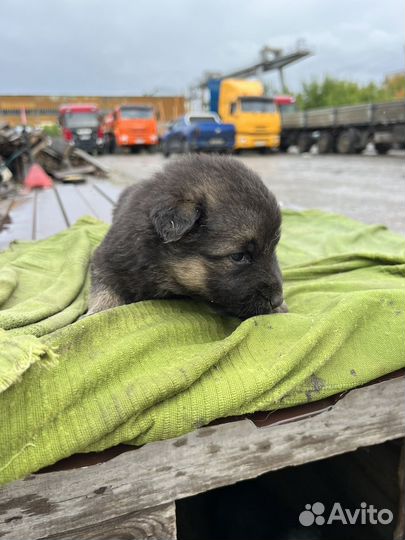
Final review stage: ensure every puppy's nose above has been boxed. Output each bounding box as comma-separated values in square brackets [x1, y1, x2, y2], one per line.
[270, 291, 284, 310]
[259, 286, 284, 309]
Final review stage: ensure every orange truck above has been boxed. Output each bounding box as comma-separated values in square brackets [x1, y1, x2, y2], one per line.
[103, 104, 159, 153]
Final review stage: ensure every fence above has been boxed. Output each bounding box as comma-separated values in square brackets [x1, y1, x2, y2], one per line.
[0, 95, 185, 127]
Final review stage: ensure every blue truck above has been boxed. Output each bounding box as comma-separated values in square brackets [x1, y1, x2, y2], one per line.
[161, 112, 235, 157]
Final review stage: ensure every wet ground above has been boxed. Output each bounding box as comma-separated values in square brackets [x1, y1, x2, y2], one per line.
[98, 151, 405, 235]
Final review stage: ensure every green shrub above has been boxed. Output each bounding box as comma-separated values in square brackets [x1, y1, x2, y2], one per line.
[41, 124, 62, 137]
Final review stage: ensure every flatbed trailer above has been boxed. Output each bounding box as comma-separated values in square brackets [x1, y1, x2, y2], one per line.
[281, 100, 405, 154]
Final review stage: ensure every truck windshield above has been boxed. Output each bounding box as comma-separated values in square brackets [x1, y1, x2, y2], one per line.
[278, 104, 297, 114]
[189, 116, 218, 124]
[120, 107, 154, 119]
[64, 113, 99, 128]
[240, 99, 276, 113]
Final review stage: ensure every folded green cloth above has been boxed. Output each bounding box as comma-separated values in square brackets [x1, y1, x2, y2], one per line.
[0, 211, 404, 485]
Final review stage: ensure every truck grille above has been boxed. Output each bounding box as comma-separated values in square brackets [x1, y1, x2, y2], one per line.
[130, 128, 147, 137]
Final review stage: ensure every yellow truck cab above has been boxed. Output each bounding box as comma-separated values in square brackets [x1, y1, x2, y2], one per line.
[216, 79, 281, 152]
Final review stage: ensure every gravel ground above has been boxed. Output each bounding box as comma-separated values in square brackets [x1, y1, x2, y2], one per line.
[98, 151, 405, 235]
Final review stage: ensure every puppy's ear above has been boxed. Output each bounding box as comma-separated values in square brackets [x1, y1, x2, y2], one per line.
[150, 200, 201, 243]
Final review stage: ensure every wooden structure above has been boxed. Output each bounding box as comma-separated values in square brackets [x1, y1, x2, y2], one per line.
[0, 181, 404, 539]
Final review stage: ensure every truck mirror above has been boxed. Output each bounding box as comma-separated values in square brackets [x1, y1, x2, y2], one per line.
[230, 102, 237, 115]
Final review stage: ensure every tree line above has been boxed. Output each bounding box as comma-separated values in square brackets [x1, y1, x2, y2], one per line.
[294, 73, 405, 110]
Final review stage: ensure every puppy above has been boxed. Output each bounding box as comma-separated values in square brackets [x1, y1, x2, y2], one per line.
[89, 154, 286, 319]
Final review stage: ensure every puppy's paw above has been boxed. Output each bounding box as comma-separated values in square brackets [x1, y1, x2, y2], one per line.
[88, 285, 124, 315]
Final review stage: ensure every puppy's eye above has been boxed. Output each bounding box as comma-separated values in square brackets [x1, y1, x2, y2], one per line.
[230, 252, 251, 264]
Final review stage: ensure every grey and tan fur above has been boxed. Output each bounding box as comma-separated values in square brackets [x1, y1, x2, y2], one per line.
[89, 154, 287, 319]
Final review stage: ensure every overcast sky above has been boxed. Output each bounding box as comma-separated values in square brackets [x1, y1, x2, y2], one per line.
[1, 0, 404, 96]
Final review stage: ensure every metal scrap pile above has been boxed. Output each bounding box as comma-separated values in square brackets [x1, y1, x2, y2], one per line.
[0, 123, 108, 191]
[0, 124, 47, 186]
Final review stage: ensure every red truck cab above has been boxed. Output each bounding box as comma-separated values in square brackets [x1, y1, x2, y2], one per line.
[58, 104, 104, 154]
[274, 95, 296, 114]
[103, 105, 159, 153]
[275, 96, 297, 151]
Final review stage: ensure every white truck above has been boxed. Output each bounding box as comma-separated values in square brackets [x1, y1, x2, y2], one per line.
[280, 100, 405, 154]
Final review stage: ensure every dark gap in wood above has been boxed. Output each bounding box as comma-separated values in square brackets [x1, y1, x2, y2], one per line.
[92, 183, 116, 205]
[53, 187, 70, 228]
[72, 185, 98, 215]
[74, 183, 114, 223]
[176, 440, 402, 540]
[75, 185, 99, 218]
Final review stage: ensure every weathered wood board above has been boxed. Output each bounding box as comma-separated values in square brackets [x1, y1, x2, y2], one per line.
[0, 179, 117, 248]
[0, 376, 404, 540]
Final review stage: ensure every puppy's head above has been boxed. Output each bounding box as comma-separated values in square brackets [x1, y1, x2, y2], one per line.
[150, 154, 284, 319]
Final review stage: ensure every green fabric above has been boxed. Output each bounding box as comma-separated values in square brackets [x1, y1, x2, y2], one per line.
[0, 212, 404, 485]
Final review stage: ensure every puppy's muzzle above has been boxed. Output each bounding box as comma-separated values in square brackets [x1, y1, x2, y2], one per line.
[258, 285, 284, 310]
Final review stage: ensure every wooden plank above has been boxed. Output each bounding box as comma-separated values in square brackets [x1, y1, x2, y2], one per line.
[92, 180, 122, 204]
[0, 193, 35, 249]
[75, 183, 114, 224]
[34, 188, 68, 240]
[30, 139, 50, 158]
[0, 376, 404, 540]
[72, 148, 110, 174]
[53, 166, 96, 180]
[0, 180, 119, 249]
[54, 184, 98, 226]
[21, 502, 177, 540]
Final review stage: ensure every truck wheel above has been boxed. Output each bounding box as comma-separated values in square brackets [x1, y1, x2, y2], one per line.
[374, 143, 391, 155]
[337, 130, 356, 154]
[297, 133, 312, 153]
[162, 142, 170, 158]
[108, 135, 116, 154]
[259, 147, 272, 155]
[318, 132, 334, 154]
[182, 140, 192, 154]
